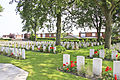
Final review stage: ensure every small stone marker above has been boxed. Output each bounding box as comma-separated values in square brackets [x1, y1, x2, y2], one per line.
[32, 45, 34, 50]
[93, 58, 102, 76]
[90, 49, 94, 57]
[22, 49, 25, 59]
[63, 54, 70, 66]
[43, 46, 46, 52]
[113, 61, 120, 79]
[99, 49, 105, 58]
[15, 48, 18, 57]
[53, 47, 56, 53]
[77, 56, 85, 72]
[111, 51, 118, 60]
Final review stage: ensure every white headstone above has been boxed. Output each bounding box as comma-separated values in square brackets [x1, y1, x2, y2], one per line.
[22, 49, 25, 59]
[91, 43, 93, 46]
[113, 61, 120, 79]
[53, 47, 56, 53]
[111, 51, 118, 60]
[32, 45, 34, 50]
[15, 48, 18, 57]
[90, 49, 94, 57]
[18, 49, 21, 56]
[63, 54, 70, 66]
[99, 49, 105, 58]
[43, 46, 46, 52]
[93, 58, 102, 76]
[77, 56, 85, 72]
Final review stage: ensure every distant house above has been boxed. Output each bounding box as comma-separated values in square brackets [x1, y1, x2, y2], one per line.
[79, 32, 105, 38]
[37, 33, 56, 38]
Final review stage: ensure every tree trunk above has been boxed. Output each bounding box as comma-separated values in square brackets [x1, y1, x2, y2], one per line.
[104, 14, 112, 49]
[34, 24, 37, 42]
[56, 12, 61, 46]
[97, 28, 100, 44]
[35, 28, 37, 41]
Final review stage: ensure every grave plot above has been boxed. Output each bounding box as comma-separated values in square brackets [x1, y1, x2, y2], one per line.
[58, 54, 120, 80]
[0, 46, 26, 60]
[87, 44, 120, 61]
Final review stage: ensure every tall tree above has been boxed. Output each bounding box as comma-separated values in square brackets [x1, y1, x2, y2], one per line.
[63, 1, 105, 43]
[44, 0, 75, 45]
[16, 0, 47, 41]
[93, 0, 120, 49]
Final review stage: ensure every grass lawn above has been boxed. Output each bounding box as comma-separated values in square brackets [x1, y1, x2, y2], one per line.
[0, 46, 113, 80]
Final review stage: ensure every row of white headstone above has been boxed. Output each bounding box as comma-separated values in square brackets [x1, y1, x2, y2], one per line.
[0, 41, 103, 50]
[61, 42, 102, 50]
[0, 46, 26, 59]
[0, 42, 57, 53]
[63, 54, 120, 79]
[90, 49, 118, 59]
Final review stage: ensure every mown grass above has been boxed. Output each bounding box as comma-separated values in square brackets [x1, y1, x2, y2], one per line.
[0, 45, 113, 80]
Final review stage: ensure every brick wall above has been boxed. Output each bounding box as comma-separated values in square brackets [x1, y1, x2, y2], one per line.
[86, 32, 92, 37]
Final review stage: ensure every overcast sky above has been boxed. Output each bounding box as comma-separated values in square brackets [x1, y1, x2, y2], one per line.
[0, 0, 104, 37]
[0, 0, 23, 37]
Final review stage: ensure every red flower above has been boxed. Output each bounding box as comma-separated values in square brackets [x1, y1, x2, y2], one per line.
[66, 62, 68, 64]
[63, 64, 66, 66]
[116, 54, 118, 57]
[115, 74, 117, 80]
[74, 61, 77, 63]
[105, 66, 109, 72]
[11, 53, 13, 55]
[38, 48, 40, 50]
[67, 68, 69, 70]
[94, 51, 98, 54]
[50, 47, 54, 49]
[110, 67, 112, 71]
[71, 61, 73, 63]
[71, 63, 75, 68]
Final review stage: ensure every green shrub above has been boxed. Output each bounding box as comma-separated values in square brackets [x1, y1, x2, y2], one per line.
[37, 38, 56, 41]
[30, 34, 38, 41]
[56, 46, 66, 53]
[0, 38, 11, 41]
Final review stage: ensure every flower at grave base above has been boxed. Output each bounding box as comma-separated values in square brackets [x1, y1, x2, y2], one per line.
[115, 74, 117, 80]
[50, 47, 54, 49]
[74, 61, 77, 63]
[66, 62, 68, 64]
[11, 53, 13, 55]
[63, 64, 66, 66]
[70, 61, 73, 63]
[67, 68, 69, 70]
[116, 54, 118, 57]
[38, 48, 40, 50]
[94, 51, 98, 54]
[105, 66, 112, 72]
[71, 63, 75, 68]
[109, 67, 112, 71]
[105, 66, 109, 72]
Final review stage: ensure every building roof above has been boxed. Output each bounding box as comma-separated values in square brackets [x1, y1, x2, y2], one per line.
[64, 35, 80, 39]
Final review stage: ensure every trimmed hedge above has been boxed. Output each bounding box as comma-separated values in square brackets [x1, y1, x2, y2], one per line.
[0, 38, 11, 41]
[37, 38, 56, 41]
[37, 37, 105, 42]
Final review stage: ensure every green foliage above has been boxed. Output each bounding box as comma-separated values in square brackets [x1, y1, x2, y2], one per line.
[0, 5, 3, 12]
[30, 34, 38, 41]
[0, 38, 11, 41]
[37, 38, 56, 41]
[56, 46, 66, 53]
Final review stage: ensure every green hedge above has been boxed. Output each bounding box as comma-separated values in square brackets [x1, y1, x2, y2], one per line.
[37, 38, 56, 41]
[0, 38, 11, 41]
[37, 37, 105, 42]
